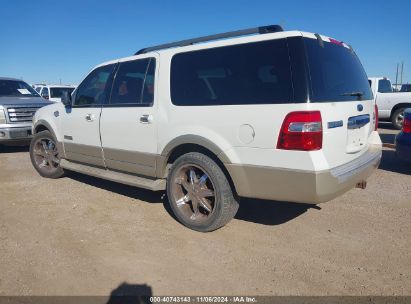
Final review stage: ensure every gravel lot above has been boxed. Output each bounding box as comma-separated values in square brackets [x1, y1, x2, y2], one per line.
[0, 125, 410, 296]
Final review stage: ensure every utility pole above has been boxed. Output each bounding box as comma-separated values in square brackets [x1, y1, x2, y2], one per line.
[395, 63, 399, 89]
[400, 61, 404, 86]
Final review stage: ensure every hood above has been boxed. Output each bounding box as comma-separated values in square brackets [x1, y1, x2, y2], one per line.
[0, 96, 52, 107]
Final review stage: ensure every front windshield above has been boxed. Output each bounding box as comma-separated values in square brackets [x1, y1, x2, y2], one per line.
[0, 80, 40, 97]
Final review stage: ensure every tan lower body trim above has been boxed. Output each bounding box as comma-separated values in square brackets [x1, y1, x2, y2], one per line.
[60, 159, 166, 191]
[63, 142, 104, 167]
[103, 148, 157, 177]
[62, 143, 159, 177]
[226, 154, 380, 204]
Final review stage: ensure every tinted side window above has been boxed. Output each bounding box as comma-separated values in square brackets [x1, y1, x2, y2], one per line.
[401, 84, 411, 92]
[110, 58, 155, 106]
[74, 64, 115, 106]
[50, 88, 75, 98]
[378, 79, 393, 93]
[41, 87, 49, 98]
[171, 39, 293, 106]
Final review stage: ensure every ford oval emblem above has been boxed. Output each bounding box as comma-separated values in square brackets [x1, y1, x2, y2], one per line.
[357, 104, 363, 112]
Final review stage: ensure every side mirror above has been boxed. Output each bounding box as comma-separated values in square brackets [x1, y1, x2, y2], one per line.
[61, 91, 72, 107]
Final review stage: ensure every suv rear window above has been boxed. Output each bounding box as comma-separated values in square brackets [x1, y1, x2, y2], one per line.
[170, 39, 294, 106]
[304, 38, 373, 102]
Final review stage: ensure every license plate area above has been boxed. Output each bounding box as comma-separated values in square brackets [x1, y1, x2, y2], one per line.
[10, 129, 31, 139]
[346, 115, 370, 153]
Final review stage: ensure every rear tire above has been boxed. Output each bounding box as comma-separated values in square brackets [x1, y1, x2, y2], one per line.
[391, 108, 405, 130]
[167, 152, 239, 232]
[30, 130, 65, 179]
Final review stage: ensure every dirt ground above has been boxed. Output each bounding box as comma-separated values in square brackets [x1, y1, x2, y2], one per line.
[0, 124, 410, 296]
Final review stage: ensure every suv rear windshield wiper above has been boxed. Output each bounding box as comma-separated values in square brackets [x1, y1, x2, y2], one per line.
[341, 91, 364, 97]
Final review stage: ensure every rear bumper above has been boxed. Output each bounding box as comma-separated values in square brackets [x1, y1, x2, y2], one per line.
[226, 145, 382, 204]
[0, 125, 33, 143]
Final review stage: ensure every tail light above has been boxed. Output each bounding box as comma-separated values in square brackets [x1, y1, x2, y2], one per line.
[403, 115, 411, 133]
[277, 111, 322, 151]
[374, 104, 379, 130]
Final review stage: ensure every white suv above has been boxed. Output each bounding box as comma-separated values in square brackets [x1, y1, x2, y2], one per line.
[30, 25, 382, 232]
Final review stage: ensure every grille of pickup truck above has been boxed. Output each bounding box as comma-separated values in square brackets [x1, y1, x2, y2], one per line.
[6, 106, 42, 123]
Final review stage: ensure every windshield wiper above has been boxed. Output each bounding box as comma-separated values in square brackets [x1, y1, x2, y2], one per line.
[341, 91, 364, 97]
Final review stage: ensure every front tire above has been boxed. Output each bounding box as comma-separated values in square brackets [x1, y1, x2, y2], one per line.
[391, 108, 405, 130]
[30, 130, 65, 179]
[167, 152, 239, 232]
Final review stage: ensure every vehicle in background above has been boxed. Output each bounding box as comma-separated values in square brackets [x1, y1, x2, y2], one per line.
[369, 77, 411, 129]
[395, 108, 411, 163]
[32, 84, 47, 93]
[391, 83, 402, 92]
[39, 85, 76, 103]
[400, 84, 411, 93]
[30, 25, 382, 231]
[0, 77, 51, 145]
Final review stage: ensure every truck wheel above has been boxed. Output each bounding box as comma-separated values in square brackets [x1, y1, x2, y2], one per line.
[391, 108, 405, 130]
[167, 152, 239, 232]
[30, 130, 65, 179]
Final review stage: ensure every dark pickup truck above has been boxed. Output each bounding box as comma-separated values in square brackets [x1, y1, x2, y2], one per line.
[0, 77, 51, 145]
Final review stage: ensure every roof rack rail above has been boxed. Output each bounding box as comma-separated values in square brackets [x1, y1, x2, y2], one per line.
[135, 24, 283, 55]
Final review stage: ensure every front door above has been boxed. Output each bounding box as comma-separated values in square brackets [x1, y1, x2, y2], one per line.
[100, 56, 158, 177]
[62, 63, 116, 167]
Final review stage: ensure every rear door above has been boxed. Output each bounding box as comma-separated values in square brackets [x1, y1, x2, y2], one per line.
[61, 63, 116, 167]
[100, 55, 158, 177]
[301, 34, 376, 168]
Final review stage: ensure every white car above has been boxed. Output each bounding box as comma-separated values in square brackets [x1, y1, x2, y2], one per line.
[32, 84, 46, 93]
[30, 25, 382, 232]
[39, 85, 76, 103]
[369, 77, 411, 129]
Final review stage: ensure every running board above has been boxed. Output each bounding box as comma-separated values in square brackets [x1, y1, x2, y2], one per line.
[60, 159, 166, 191]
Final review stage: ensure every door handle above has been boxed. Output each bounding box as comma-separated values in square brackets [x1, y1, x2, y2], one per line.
[140, 114, 153, 124]
[85, 113, 96, 122]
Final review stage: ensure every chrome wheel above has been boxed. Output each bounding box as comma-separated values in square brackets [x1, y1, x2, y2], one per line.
[32, 137, 60, 172]
[396, 111, 405, 127]
[171, 164, 216, 222]
[167, 152, 239, 232]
